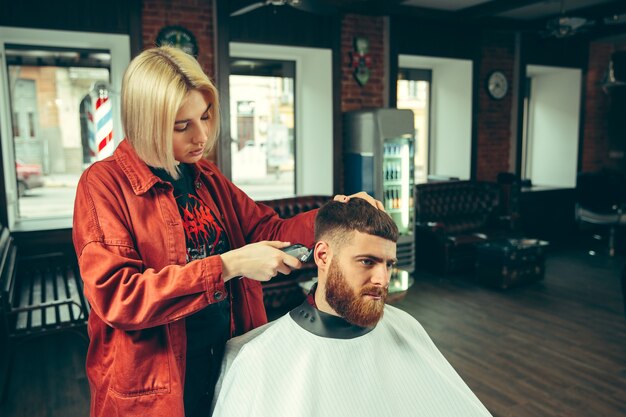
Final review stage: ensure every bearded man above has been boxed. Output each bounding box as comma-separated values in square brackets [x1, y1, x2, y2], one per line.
[211, 198, 492, 417]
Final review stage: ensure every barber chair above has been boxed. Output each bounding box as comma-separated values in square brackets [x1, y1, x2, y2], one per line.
[575, 170, 626, 257]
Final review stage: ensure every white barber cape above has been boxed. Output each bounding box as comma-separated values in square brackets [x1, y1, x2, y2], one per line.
[212, 301, 492, 417]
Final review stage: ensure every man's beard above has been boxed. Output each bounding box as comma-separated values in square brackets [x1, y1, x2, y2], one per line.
[324, 258, 387, 327]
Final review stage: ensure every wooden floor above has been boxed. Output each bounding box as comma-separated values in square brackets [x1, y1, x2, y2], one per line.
[396, 244, 626, 417]
[0, 331, 90, 416]
[1, 243, 625, 417]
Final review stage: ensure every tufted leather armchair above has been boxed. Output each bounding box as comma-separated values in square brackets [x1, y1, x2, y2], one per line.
[257, 195, 331, 314]
[415, 181, 513, 274]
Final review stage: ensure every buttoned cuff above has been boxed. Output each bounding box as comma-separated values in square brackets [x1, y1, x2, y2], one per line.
[202, 255, 227, 303]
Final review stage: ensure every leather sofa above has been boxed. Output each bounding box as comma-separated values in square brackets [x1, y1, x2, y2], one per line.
[415, 180, 513, 274]
[257, 195, 331, 315]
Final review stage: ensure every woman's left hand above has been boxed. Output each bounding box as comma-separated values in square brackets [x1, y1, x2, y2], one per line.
[333, 191, 385, 211]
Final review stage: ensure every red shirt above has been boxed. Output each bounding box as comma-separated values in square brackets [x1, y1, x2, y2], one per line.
[72, 139, 316, 417]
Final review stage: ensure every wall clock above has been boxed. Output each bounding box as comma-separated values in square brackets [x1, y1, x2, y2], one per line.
[156, 25, 198, 57]
[487, 71, 508, 100]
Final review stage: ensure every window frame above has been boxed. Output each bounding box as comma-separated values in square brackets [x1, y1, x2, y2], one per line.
[0, 26, 130, 230]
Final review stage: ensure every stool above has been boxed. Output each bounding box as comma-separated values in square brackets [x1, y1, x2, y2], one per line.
[476, 239, 549, 289]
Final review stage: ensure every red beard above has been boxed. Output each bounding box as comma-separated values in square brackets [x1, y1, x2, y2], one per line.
[324, 259, 387, 327]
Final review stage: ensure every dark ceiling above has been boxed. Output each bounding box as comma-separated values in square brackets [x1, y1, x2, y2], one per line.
[229, 0, 626, 40]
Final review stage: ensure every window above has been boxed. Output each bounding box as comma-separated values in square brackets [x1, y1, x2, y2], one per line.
[230, 59, 296, 199]
[229, 43, 333, 199]
[397, 68, 431, 184]
[522, 65, 581, 188]
[7, 47, 110, 220]
[0, 27, 130, 229]
[398, 55, 473, 181]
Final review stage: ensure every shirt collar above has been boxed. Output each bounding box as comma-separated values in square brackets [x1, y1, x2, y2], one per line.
[113, 139, 207, 195]
[289, 283, 376, 339]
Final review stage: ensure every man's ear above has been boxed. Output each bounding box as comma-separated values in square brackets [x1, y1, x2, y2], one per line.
[314, 241, 331, 272]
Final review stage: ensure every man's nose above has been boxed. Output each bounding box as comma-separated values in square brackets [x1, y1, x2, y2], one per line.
[371, 264, 391, 286]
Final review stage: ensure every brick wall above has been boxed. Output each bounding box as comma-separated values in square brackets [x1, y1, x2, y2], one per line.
[582, 41, 626, 173]
[475, 31, 515, 182]
[138, 6, 617, 182]
[141, 0, 216, 160]
[141, 0, 215, 79]
[341, 14, 385, 112]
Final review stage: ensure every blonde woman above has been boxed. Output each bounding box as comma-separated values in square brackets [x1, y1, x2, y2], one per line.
[72, 46, 381, 417]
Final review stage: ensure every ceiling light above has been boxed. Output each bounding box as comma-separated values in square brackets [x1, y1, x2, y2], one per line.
[542, 0, 595, 38]
[545, 16, 590, 38]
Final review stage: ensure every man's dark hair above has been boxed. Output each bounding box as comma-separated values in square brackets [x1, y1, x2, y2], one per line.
[314, 198, 399, 246]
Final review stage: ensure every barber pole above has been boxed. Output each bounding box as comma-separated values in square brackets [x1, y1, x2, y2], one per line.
[93, 86, 114, 160]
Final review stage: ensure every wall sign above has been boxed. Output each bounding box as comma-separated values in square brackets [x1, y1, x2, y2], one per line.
[350, 37, 372, 86]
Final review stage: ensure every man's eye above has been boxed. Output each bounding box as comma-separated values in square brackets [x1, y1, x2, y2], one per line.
[360, 259, 374, 266]
[386, 261, 395, 269]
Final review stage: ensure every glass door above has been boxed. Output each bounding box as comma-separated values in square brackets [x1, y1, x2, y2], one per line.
[382, 136, 414, 235]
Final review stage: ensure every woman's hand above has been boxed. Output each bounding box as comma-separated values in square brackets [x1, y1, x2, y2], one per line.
[220, 241, 303, 282]
[333, 191, 385, 211]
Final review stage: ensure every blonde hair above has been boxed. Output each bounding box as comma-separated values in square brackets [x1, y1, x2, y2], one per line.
[121, 46, 220, 178]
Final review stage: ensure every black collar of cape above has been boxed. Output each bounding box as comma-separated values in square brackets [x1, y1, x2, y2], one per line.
[288, 283, 376, 339]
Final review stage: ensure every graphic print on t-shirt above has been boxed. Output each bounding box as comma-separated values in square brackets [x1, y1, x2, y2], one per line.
[178, 193, 229, 262]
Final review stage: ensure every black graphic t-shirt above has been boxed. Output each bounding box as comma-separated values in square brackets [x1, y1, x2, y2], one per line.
[151, 163, 230, 351]
[179, 191, 229, 262]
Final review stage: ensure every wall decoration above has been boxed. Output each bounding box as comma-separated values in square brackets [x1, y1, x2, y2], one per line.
[487, 70, 509, 100]
[156, 25, 198, 57]
[350, 37, 372, 86]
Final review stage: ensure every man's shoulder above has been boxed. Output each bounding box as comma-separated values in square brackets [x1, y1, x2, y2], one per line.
[381, 304, 430, 338]
[383, 304, 419, 323]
